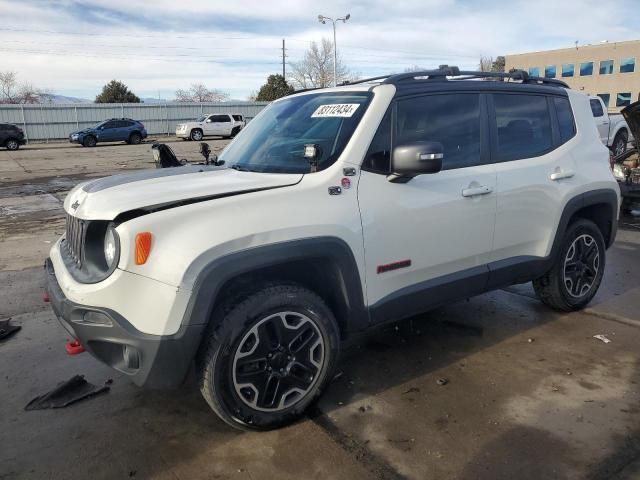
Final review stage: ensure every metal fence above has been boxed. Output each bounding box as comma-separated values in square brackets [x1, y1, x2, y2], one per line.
[0, 102, 269, 142]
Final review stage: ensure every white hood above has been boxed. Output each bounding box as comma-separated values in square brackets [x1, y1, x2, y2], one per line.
[64, 167, 303, 220]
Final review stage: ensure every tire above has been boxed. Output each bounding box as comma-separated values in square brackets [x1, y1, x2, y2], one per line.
[198, 283, 340, 431]
[129, 132, 142, 145]
[5, 139, 19, 150]
[533, 219, 606, 312]
[230, 126, 241, 138]
[612, 130, 628, 156]
[190, 129, 203, 141]
[83, 136, 97, 148]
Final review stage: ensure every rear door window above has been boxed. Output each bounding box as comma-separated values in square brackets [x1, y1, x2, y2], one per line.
[396, 93, 482, 170]
[493, 94, 552, 162]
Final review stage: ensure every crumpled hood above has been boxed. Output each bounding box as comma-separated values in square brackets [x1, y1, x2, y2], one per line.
[621, 101, 640, 150]
[64, 166, 303, 220]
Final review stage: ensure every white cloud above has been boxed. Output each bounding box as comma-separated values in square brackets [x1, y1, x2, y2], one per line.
[0, 0, 635, 100]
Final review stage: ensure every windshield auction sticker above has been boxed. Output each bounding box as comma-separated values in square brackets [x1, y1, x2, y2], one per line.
[311, 104, 360, 118]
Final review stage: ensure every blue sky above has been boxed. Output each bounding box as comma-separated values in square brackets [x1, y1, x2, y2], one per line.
[1, 0, 637, 100]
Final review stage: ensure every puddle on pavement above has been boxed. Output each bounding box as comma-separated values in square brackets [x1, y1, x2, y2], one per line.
[0, 176, 87, 199]
[0, 194, 62, 216]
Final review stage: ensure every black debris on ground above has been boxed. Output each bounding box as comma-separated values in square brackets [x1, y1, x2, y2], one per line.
[0, 318, 21, 341]
[24, 374, 110, 411]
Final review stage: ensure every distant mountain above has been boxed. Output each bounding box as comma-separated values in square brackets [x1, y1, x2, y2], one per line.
[39, 94, 92, 104]
[140, 97, 169, 104]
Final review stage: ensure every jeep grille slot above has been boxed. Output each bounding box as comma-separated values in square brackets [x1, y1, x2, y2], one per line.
[65, 214, 87, 267]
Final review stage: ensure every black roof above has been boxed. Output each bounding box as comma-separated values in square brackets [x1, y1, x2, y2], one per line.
[340, 65, 570, 96]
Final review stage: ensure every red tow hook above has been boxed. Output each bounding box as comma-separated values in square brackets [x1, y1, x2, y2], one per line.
[42, 292, 50, 303]
[65, 340, 85, 355]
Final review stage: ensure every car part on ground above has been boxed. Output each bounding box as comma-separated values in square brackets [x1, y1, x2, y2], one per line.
[24, 375, 110, 410]
[0, 318, 21, 341]
[151, 142, 222, 168]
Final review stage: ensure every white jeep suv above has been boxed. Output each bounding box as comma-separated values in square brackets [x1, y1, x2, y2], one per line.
[176, 113, 245, 141]
[46, 67, 620, 430]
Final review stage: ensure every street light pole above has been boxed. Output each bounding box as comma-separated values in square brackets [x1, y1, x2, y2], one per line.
[318, 13, 350, 87]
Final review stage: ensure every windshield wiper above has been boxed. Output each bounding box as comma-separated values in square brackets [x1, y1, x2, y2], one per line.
[230, 164, 254, 172]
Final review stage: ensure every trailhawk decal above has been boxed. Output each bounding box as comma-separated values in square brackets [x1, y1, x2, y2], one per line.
[311, 104, 360, 118]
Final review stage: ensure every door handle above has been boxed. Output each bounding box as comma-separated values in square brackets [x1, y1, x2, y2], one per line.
[550, 170, 575, 181]
[461, 185, 493, 197]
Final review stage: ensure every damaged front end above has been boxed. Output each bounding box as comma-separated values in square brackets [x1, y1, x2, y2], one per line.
[613, 101, 640, 211]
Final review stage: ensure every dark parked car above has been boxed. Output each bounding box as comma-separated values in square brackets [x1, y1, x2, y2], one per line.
[0, 123, 26, 150]
[69, 118, 147, 147]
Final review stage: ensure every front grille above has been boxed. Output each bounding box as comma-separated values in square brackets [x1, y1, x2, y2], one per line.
[64, 214, 87, 267]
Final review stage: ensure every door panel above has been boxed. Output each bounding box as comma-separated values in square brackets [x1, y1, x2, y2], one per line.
[489, 93, 576, 264]
[203, 116, 216, 135]
[358, 92, 496, 315]
[358, 167, 497, 308]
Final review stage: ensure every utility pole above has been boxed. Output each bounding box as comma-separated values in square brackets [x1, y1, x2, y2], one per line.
[282, 39, 286, 78]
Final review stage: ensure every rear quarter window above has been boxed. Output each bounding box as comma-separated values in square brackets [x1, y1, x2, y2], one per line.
[553, 97, 576, 143]
[589, 99, 604, 117]
[493, 94, 553, 162]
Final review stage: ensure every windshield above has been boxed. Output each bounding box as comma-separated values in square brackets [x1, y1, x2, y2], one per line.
[196, 115, 207, 122]
[220, 92, 372, 173]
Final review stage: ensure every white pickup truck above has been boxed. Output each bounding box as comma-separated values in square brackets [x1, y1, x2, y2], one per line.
[176, 114, 245, 141]
[589, 96, 633, 155]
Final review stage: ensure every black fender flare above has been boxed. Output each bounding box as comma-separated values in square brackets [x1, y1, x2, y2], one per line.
[180, 237, 370, 334]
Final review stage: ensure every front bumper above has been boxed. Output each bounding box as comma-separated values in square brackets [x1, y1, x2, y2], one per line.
[45, 258, 205, 389]
[619, 180, 640, 200]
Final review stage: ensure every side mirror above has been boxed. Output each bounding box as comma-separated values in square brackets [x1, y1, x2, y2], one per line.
[388, 141, 443, 183]
[206, 118, 212, 123]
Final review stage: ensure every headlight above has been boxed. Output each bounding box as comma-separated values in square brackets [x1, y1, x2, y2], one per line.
[612, 163, 626, 180]
[103, 225, 119, 269]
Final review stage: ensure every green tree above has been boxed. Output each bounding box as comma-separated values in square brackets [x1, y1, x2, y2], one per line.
[255, 74, 294, 101]
[95, 80, 140, 103]
[491, 56, 506, 73]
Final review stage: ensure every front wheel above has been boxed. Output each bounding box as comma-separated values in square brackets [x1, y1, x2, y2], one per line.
[612, 130, 628, 156]
[5, 139, 19, 150]
[198, 284, 340, 431]
[129, 132, 142, 145]
[83, 136, 97, 147]
[533, 219, 606, 311]
[190, 129, 203, 141]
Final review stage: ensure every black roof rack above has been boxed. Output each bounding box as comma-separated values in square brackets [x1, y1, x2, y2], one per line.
[338, 65, 569, 88]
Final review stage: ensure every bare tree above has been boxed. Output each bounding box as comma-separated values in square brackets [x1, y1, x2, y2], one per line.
[479, 56, 493, 72]
[174, 83, 229, 102]
[289, 38, 351, 89]
[404, 65, 428, 73]
[0, 71, 46, 104]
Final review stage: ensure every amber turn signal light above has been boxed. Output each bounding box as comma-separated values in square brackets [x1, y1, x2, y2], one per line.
[134, 232, 152, 265]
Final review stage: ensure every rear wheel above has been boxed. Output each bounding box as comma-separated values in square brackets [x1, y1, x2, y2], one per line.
[230, 126, 241, 138]
[83, 136, 97, 148]
[533, 219, 605, 311]
[198, 284, 340, 431]
[5, 139, 19, 150]
[190, 129, 203, 141]
[128, 132, 142, 145]
[612, 130, 628, 156]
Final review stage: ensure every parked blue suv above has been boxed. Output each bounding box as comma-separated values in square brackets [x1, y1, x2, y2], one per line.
[69, 118, 147, 147]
